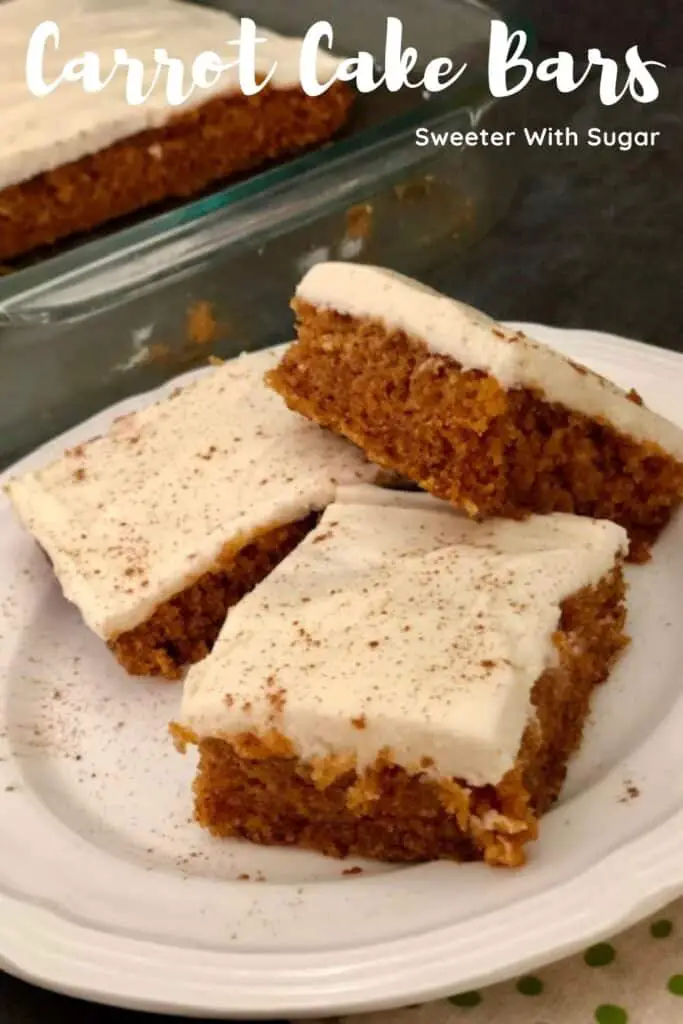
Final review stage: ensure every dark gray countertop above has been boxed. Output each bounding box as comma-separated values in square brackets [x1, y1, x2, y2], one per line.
[431, 70, 683, 353]
[3, 47, 683, 1024]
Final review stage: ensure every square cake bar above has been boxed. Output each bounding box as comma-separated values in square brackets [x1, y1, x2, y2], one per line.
[176, 486, 628, 867]
[8, 349, 378, 678]
[267, 263, 683, 561]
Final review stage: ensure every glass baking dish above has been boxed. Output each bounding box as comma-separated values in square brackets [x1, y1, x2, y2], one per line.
[0, 0, 527, 468]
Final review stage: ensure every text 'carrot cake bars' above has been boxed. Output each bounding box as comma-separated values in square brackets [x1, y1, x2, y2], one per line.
[267, 263, 683, 561]
[1, 0, 352, 261]
[174, 486, 629, 867]
[7, 350, 379, 679]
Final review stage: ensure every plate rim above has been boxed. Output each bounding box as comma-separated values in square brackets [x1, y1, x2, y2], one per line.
[1, 324, 683, 1019]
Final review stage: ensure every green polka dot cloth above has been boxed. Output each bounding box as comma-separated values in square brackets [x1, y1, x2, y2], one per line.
[301, 900, 683, 1024]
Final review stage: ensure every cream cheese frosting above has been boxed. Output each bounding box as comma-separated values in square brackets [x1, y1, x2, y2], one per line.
[7, 348, 378, 640]
[180, 486, 628, 787]
[296, 262, 683, 461]
[2, 0, 341, 191]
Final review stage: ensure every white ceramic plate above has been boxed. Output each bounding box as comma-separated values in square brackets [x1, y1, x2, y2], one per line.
[1, 325, 683, 1020]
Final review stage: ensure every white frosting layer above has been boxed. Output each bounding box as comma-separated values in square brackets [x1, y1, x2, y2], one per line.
[181, 486, 627, 787]
[8, 349, 378, 639]
[2, 0, 341, 191]
[297, 263, 683, 461]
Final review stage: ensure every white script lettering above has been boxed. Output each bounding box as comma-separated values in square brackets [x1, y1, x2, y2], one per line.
[24, 17, 275, 106]
[299, 17, 467, 96]
[24, 15, 664, 108]
[488, 20, 664, 104]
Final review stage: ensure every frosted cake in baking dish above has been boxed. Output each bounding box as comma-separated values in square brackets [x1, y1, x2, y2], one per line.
[1, 0, 351, 260]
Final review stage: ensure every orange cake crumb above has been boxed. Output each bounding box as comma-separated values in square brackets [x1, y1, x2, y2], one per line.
[110, 515, 317, 679]
[0, 84, 352, 262]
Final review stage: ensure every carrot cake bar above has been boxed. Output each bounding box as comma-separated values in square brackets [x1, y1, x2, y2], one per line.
[7, 349, 379, 678]
[267, 263, 683, 561]
[175, 486, 628, 867]
[1, 0, 351, 261]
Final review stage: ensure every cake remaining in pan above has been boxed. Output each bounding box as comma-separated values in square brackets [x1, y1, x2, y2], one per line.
[1, 0, 352, 261]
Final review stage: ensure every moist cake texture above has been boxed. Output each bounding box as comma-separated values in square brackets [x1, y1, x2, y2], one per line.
[7, 349, 378, 678]
[267, 263, 683, 561]
[1, 0, 351, 261]
[177, 487, 629, 866]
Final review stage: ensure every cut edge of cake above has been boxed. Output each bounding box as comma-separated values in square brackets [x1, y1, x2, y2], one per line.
[266, 262, 683, 561]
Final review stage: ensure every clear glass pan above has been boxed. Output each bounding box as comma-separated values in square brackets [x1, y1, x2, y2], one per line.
[0, 0, 526, 467]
